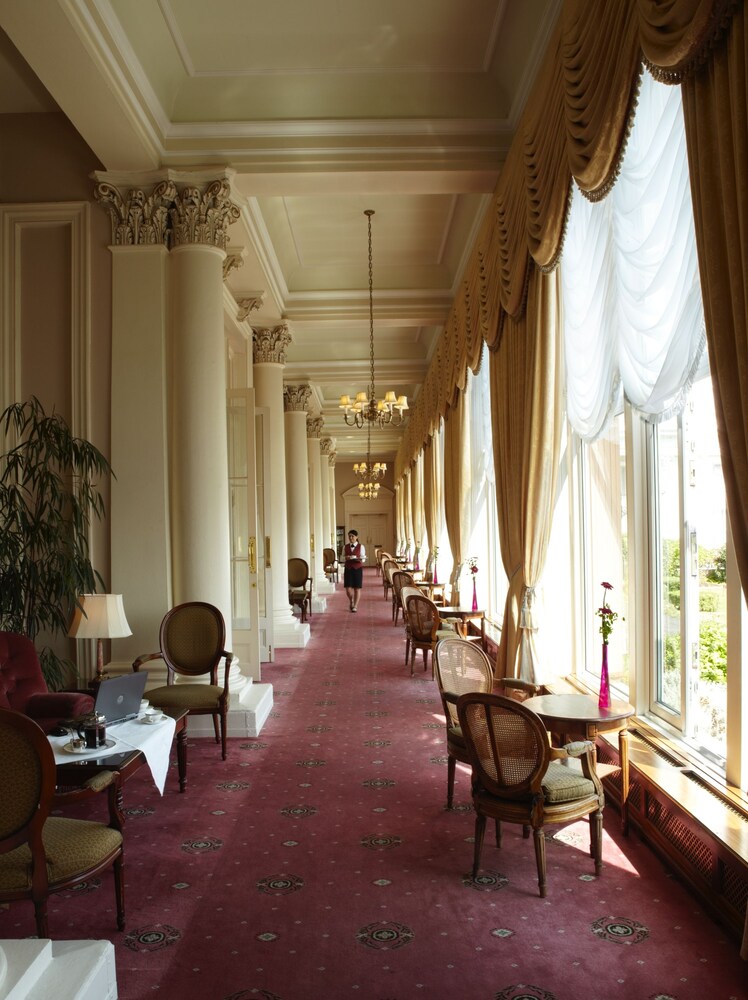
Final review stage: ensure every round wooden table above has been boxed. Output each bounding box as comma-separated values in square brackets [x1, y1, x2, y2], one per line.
[523, 693, 635, 834]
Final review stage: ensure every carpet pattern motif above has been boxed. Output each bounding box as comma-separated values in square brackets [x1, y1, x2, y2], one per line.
[1, 571, 745, 1000]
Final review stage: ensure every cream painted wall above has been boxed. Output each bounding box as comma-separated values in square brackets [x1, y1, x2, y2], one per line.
[1, 110, 114, 666]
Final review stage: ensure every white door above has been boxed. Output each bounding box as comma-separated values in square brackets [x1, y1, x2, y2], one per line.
[255, 407, 274, 661]
[227, 389, 262, 677]
[350, 514, 388, 566]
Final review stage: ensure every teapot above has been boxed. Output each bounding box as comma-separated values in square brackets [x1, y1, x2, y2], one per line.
[76, 711, 107, 749]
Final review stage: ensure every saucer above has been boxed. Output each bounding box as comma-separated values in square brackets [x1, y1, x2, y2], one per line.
[62, 738, 116, 754]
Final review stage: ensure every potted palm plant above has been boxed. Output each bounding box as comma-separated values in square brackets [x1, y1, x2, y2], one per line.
[0, 397, 111, 689]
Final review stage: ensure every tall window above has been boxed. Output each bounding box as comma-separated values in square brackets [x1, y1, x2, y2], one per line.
[579, 413, 629, 691]
[466, 351, 506, 624]
[556, 71, 743, 780]
[651, 367, 727, 763]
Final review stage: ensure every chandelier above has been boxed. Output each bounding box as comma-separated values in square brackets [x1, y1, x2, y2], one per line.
[357, 423, 383, 500]
[339, 210, 408, 428]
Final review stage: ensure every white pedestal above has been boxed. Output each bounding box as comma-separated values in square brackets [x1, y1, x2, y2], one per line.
[0, 940, 116, 1000]
[182, 683, 274, 738]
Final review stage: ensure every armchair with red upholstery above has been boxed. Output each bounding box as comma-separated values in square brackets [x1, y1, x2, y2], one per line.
[0, 632, 94, 733]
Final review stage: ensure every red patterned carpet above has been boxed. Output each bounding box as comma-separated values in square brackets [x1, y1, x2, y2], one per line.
[2, 570, 746, 1000]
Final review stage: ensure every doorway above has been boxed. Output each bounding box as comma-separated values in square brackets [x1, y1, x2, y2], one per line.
[347, 513, 388, 566]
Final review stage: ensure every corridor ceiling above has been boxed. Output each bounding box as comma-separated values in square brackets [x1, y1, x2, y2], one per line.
[0, 0, 560, 458]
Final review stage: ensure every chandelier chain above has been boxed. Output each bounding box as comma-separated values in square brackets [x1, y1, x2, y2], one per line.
[367, 208, 375, 403]
[338, 209, 407, 432]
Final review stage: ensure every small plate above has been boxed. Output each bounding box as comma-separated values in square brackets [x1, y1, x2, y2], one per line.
[62, 738, 116, 754]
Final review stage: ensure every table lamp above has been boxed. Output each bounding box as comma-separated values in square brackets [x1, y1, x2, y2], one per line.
[69, 593, 132, 686]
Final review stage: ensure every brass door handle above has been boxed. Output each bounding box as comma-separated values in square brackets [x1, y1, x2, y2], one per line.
[248, 536, 256, 574]
[266, 536, 271, 568]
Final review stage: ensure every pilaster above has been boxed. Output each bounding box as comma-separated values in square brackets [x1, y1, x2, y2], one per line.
[307, 415, 331, 598]
[253, 327, 310, 648]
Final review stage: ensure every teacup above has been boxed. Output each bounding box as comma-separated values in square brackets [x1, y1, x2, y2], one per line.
[145, 709, 164, 724]
[140, 699, 150, 713]
[70, 737, 86, 751]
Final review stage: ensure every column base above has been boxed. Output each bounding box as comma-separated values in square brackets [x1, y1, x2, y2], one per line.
[183, 683, 274, 738]
[316, 578, 335, 596]
[273, 615, 311, 648]
[311, 595, 328, 613]
[0, 939, 117, 1000]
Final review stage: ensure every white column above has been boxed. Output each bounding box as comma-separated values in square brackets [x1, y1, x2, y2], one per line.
[283, 384, 312, 568]
[107, 241, 171, 667]
[328, 450, 338, 550]
[169, 244, 232, 624]
[320, 437, 334, 557]
[307, 416, 332, 598]
[253, 327, 310, 646]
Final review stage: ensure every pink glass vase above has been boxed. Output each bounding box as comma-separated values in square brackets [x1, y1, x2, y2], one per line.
[598, 642, 611, 709]
[471, 576, 478, 612]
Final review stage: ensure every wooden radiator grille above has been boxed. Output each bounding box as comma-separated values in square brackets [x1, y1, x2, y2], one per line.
[595, 731, 747, 949]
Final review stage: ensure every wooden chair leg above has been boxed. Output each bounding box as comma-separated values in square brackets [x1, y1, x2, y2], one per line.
[472, 813, 486, 876]
[447, 754, 456, 809]
[220, 711, 227, 761]
[591, 809, 603, 874]
[212, 713, 220, 744]
[34, 899, 49, 938]
[114, 855, 126, 930]
[533, 826, 548, 898]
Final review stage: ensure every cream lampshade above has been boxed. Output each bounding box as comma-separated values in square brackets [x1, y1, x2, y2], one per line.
[68, 593, 132, 684]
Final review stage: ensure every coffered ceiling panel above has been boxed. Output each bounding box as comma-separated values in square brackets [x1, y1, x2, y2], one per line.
[0, 0, 561, 458]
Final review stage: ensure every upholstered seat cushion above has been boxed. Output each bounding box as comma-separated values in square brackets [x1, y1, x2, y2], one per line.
[447, 723, 465, 749]
[147, 683, 227, 711]
[0, 817, 122, 891]
[541, 761, 596, 803]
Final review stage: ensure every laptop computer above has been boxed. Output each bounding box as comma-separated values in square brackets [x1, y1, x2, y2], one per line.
[94, 672, 149, 725]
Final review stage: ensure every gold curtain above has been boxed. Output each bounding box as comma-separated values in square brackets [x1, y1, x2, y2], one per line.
[395, 0, 741, 470]
[442, 390, 470, 606]
[679, 6, 748, 605]
[394, 0, 748, 612]
[490, 268, 563, 682]
[423, 438, 435, 558]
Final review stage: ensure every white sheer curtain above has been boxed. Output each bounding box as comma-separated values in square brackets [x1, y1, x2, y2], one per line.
[411, 453, 425, 570]
[563, 70, 706, 440]
[468, 347, 494, 530]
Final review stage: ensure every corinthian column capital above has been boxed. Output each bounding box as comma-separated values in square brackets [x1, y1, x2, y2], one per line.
[171, 179, 240, 249]
[284, 384, 312, 413]
[320, 437, 334, 456]
[306, 415, 324, 439]
[252, 325, 292, 365]
[94, 179, 176, 246]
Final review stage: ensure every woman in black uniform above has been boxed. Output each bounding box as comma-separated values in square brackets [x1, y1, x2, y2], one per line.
[343, 529, 366, 612]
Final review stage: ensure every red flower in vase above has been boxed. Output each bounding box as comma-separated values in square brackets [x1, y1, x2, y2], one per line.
[596, 582, 618, 645]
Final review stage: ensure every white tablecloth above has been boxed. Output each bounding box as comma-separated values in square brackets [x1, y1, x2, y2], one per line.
[49, 713, 176, 794]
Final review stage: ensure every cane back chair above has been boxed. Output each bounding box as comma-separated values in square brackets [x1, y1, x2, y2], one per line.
[456, 692, 605, 897]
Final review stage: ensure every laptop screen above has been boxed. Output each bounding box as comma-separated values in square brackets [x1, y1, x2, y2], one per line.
[94, 672, 148, 725]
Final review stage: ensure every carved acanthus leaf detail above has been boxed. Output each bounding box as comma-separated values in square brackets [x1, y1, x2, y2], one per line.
[306, 415, 324, 439]
[283, 385, 312, 412]
[171, 180, 240, 249]
[237, 293, 266, 321]
[252, 325, 292, 365]
[95, 180, 176, 246]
